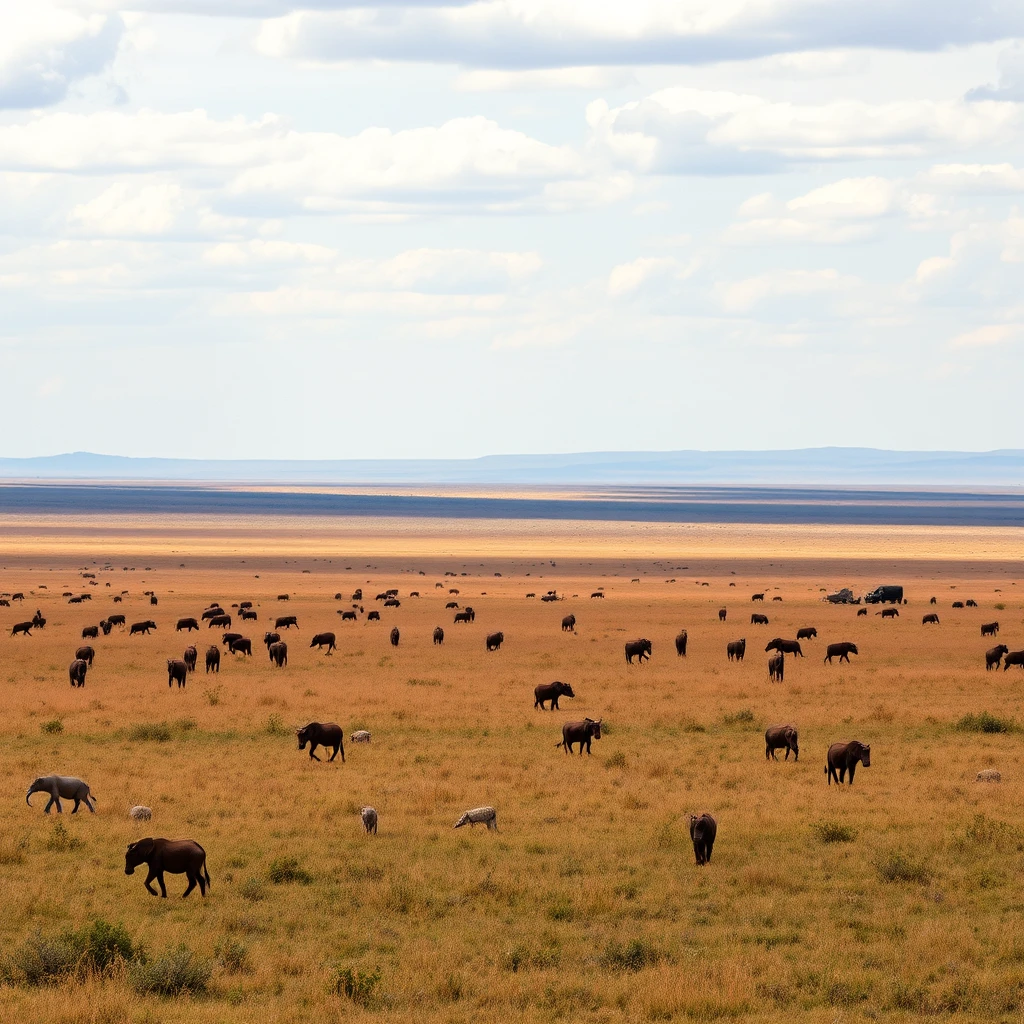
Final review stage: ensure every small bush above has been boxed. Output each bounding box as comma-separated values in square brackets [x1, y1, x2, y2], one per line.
[876, 852, 932, 884]
[46, 820, 83, 852]
[0, 835, 28, 865]
[722, 709, 755, 726]
[329, 964, 380, 1005]
[954, 712, 1016, 734]
[5, 932, 81, 985]
[75, 919, 137, 972]
[994, 603, 1005, 610]
[204, 686, 222, 706]
[547, 897, 575, 922]
[268, 857, 312, 884]
[681, 718, 706, 733]
[238, 879, 267, 902]
[265, 714, 289, 736]
[436, 973, 464, 1002]
[604, 750, 627, 770]
[174, 717, 197, 733]
[129, 944, 211, 996]
[407, 677, 441, 687]
[812, 820, 858, 844]
[215, 938, 252, 975]
[127, 722, 172, 742]
[601, 938, 661, 972]
[40, 719, 63, 735]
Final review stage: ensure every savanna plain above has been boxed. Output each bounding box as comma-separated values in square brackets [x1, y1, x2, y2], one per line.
[1, 513, 1024, 1024]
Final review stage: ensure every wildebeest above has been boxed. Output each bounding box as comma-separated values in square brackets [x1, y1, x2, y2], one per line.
[446, 601, 459, 609]
[877, 608, 899, 619]
[351, 589, 362, 601]
[125, 838, 210, 898]
[557, 717, 602, 755]
[751, 613, 769, 625]
[454, 610, 473, 624]
[1003, 650, 1024, 670]
[229, 638, 252, 656]
[275, 615, 298, 629]
[767, 651, 784, 682]
[69, 658, 88, 687]
[982, 622, 1000, 636]
[561, 614, 576, 632]
[367, 611, 380, 621]
[449, 588, 460, 596]
[167, 659, 187, 688]
[12, 593, 23, 601]
[150, 595, 158, 606]
[727, 639, 746, 661]
[205, 646, 220, 673]
[130, 620, 156, 635]
[183, 646, 198, 673]
[454, 806, 497, 830]
[675, 630, 688, 656]
[100, 619, 112, 635]
[922, 613, 940, 624]
[390, 627, 400, 647]
[986, 645, 1009, 670]
[824, 642, 858, 664]
[263, 631, 280, 648]
[221, 632, 243, 647]
[930, 596, 937, 604]
[625, 638, 652, 664]
[765, 724, 799, 761]
[26, 775, 95, 813]
[339, 610, 357, 621]
[81, 624, 99, 639]
[107, 614, 125, 627]
[297, 722, 345, 762]
[857, 608, 868, 616]
[718, 608, 727, 621]
[534, 680, 575, 710]
[240, 609, 257, 621]
[486, 631, 504, 651]
[239, 601, 253, 609]
[765, 638, 804, 657]
[772, 596, 783, 602]
[310, 632, 336, 653]
[201, 607, 224, 621]
[75, 645, 95, 666]
[688, 813, 717, 865]
[591, 592, 604, 599]
[952, 601, 964, 609]
[68, 596, 83, 604]
[796, 626, 817, 640]
[826, 740, 871, 785]
[360, 806, 378, 834]
[433, 626, 444, 645]
[209, 614, 231, 628]
[11, 621, 33, 636]
[176, 617, 199, 632]
[384, 598, 401, 608]
[269, 641, 288, 667]
[966, 599, 978, 607]
[277, 594, 289, 601]
[751, 593, 764, 602]
[31, 611, 45, 629]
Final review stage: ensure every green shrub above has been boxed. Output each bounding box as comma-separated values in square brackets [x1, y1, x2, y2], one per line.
[601, 938, 661, 972]
[876, 852, 932, 884]
[40, 719, 63, 735]
[954, 712, 1016, 734]
[329, 964, 380, 1005]
[174, 717, 197, 733]
[127, 722, 172, 742]
[3, 919, 137, 985]
[46, 820, 83, 852]
[238, 878, 267, 902]
[265, 714, 289, 736]
[994, 603, 1005, 610]
[75, 919, 137, 971]
[436, 973, 464, 1002]
[722, 709, 755, 726]
[128, 945, 211, 996]
[268, 857, 312, 884]
[215, 938, 252, 975]
[812, 820, 858, 844]
[204, 685, 222, 706]
[604, 750, 627, 770]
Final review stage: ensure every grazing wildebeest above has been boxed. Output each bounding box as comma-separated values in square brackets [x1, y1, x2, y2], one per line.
[12, 593, 23, 601]
[351, 589, 363, 601]
[561, 614, 576, 632]
[727, 639, 746, 661]
[982, 622, 999, 636]
[112, 596, 122, 603]
[390, 627, 400, 647]
[81, 624, 99, 639]
[796, 626, 817, 640]
[385, 589, 398, 597]
[930, 596, 937, 604]
[297, 722, 345, 762]
[688, 813, 717, 865]
[167, 659, 187, 688]
[276, 615, 298, 629]
[591, 592, 604, 599]
[454, 610, 472, 623]
[446, 601, 459, 610]
[367, 611, 380, 621]
[130, 620, 156, 635]
[150, 595, 158, 606]
[100, 619, 112, 635]
[205, 646, 220, 673]
[1003, 650, 1024, 670]
[263, 631, 280, 648]
[752, 593, 764, 602]
[449, 588, 460, 596]
[125, 838, 210, 898]
[751, 613, 769, 625]
[826, 740, 871, 785]
[239, 601, 253, 609]
[824, 642, 858, 664]
[269, 641, 288, 667]
[176, 617, 199, 632]
[952, 601, 964, 609]
[624, 638, 652, 664]
[277, 594, 289, 601]
[765, 724, 799, 761]
[557, 717, 602, 755]
[27, 775, 96, 813]
[183, 646, 198, 673]
[454, 807, 497, 830]
[986, 644, 1009, 670]
[107, 614, 125, 627]
[310, 632, 336, 653]
[240, 609, 258, 621]
[966, 599, 977, 607]
[221, 632, 243, 647]
[360, 806, 378, 834]
[534, 680, 575, 710]
[229, 638, 252, 656]
[209, 614, 231, 628]
[339, 610, 357, 621]
[0, 599, 9, 606]
[922, 613, 940, 624]
[718, 608, 727, 621]
[201, 607, 224, 620]
[486, 631, 504, 651]
[75, 645, 95, 666]
[433, 626, 444, 645]
[69, 596, 83, 604]
[857, 608, 868, 616]
[675, 630, 688, 656]
[877, 608, 899, 619]
[11, 621, 33, 636]
[765, 638, 803, 657]
[69, 658, 88, 687]
[767, 651, 784, 682]
[384, 599, 401, 608]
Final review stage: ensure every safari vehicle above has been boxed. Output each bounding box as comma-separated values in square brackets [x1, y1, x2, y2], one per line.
[825, 588, 860, 604]
[864, 585, 904, 605]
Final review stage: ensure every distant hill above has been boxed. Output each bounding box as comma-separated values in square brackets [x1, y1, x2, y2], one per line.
[0, 449, 1022, 486]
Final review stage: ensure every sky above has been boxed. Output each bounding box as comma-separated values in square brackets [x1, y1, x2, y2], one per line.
[2, 0, 1024, 459]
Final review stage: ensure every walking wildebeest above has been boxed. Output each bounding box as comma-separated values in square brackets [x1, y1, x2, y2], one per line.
[433, 626, 444, 645]
[454, 610, 472, 623]
[69, 658, 88, 687]
[826, 740, 871, 785]
[675, 630, 688, 656]
[31, 611, 45, 629]
[229, 638, 252, 656]
[824, 642, 858, 663]
[183, 646, 198, 673]
[982, 622, 999, 636]
[81, 624, 99, 639]
[625, 638, 652, 664]
[269, 641, 288, 667]
[765, 638, 804, 657]
[130, 620, 156, 635]
[718, 608, 727, 621]
[446, 601, 459, 610]
[339, 610, 357, 621]
[561, 614, 576, 632]
[796, 626, 817, 640]
[857, 608, 868, 616]
[75, 645, 95, 666]
[275, 616, 298, 629]
[221, 632, 243, 647]
[767, 651, 784, 682]
[205, 646, 220, 673]
[390, 627, 400, 647]
[922, 613, 940, 624]
[26, 775, 96, 813]
[557, 718, 602, 755]
[751, 613, 769, 625]
[202, 607, 224, 620]
[360, 806, 378, 834]
[176, 617, 199, 632]
[877, 608, 899, 619]
[367, 611, 380, 621]
[167, 659, 187, 688]
[384, 598, 401, 608]
[297, 722, 345, 762]
[263, 631, 280, 648]
[727, 639, 746, 661]
[751, 593, 764, 602]
[765, 724, 799, 761]
[591, 592, 604, 598]
[966, 599, 977, 607]
[534, 680, 575, 710]
[107, 614, 125, 627]
[11, 621, 33, 636]
[125, 838, 210, 898]
[240, 609, 257, 621]
[278, 594, 289, 601]
[310, 632, 336, 653]
[209, 614, 231, 628]
[986, 645, 1009, 670]
[688, 813, 717, 866]
[952, 601, 964, 609]
[1003, 650, 1024, 670]
[239, 601, 253, 609]
[486, 631, 504, 651]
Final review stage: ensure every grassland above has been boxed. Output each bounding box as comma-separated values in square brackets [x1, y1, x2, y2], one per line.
[0, 519, 1023, 1023]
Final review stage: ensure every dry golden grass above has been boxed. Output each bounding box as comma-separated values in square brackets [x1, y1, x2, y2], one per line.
[0, 519, 1023, 1022]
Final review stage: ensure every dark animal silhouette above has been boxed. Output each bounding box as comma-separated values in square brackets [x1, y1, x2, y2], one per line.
[81, 624, 99, 639]
[100, 619, 112, 635]
[125, 838, 210, 898]
[966, 599, 977, 607]
[130, 620, 156, 635]
[221, 632, 243, 647]
[183, 646, 197, 673]
[486, 631, 504, 651]
[796, 627, 817, 640]
[446, 601, 459, 609]
[75, 645, 95, 666]
[208, 614, 231, 628]
[765, 638, 804, 657]
[107, 614, 125, 627]
[768, 651, 784, 682]
[534, 680, 575, 710]
[765, 724, 798, 761]
[205, 646, 220, 673]
[624, 638, 652, 664]
[69, 658, 88, 687]
[367, 611, 380, 621]
[824, 642, 858, 663]
[727, 639, 746, 661]
[877, 608, 899, 619]
[591, 592, 604, 598]
[557, 717, 602, 755]
[150, 595, 158, 606]
[339, 610, 357, 621]
[201, 607, 224, 620]
[239, 601, 253, 609]
[454, 610, 473, 623]
[11, 621, 33, 636]
[857, 608, 867, 616]
[1003, 650, 1024, 670]
[269, 641, 288, 667]
[31, 611, 45, 629]
[263, 631, 280, 647]
[167, 659, 187, 688]
[826, 740, 871, 785]
[751, 613, 769, 625]
[986, 644, 1008, 670]
[675, 630, 688, 656]
[718, 608, 727, 621]
[276, 615, 298, 629]
[176, 617, 199, 632]
[688, 813, 717, 865]
[922, 613, 940, 624]
[561, 614, 576, 631]
[351, 589, 362, 601]
[751, 593, 764, 602]
[952, 601, 964, 609]
[241, 609, 257, 620]
[772, 596, 783, 602]
[229, 638, 252, 656]
[297, 722, 345, 762]
[277, 594, 289, 601]
[433, 626, 444, 645]
[930, 597, 937, 604]
[981, 622, 999, 636]
[310, 632, 336, 653]
[384, 598, 401, 608]
[390, 627, 400, 647]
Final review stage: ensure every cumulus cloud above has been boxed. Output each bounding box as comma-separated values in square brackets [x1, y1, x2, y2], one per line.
[917, 162, 1024, 194]
[69, 181, 187, 236]
[948, 323, 1024, 348]
[715, 267, 860, 313]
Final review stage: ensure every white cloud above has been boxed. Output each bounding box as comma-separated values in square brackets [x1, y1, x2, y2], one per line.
[455, 66, 634, 92]
[69, 181, 186, 236]
[918, 162, 1024, 194]
[949, 323, 1023, 348]
[715, 268, 859, 312]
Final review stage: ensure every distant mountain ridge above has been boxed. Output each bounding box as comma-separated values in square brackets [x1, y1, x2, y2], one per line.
[0, 449, 1022, 486]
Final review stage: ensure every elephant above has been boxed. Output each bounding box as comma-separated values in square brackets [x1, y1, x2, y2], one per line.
[27, 775, 96, 813]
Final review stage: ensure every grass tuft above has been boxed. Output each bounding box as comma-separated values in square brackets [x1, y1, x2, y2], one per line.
[812, 820, 858, 844]
[329, 964, 381, 1005]
[40, 719, 63, 735]
[876, 852, 932, 884]
[129, 944, 211, 996]
[268, 857, 312, 884]
[954, 712, 1017, 734]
